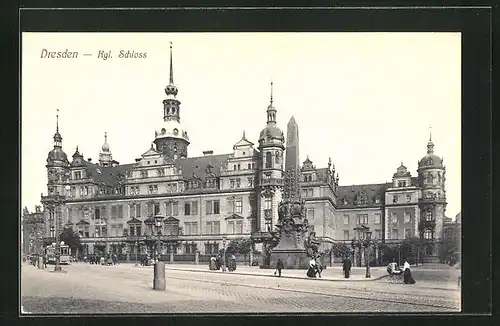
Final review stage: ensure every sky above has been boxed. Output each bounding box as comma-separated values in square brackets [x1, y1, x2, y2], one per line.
[21, 32, 462, 219]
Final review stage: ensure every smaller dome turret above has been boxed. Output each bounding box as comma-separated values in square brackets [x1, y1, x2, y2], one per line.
[101, 132, 110, 152]
[258, 81, 284, 147]
[418, 129, 444, 169]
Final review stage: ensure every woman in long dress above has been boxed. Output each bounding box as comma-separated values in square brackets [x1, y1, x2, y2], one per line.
[403, 259, 416, 284]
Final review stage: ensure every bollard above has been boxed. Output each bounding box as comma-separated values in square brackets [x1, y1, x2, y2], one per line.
[195, 252, 199, 265]
[153, 261, 166, 290]
[169, 252, 174, 263]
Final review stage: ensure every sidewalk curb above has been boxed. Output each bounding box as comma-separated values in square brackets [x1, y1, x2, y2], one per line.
[163, 266, 390, 282]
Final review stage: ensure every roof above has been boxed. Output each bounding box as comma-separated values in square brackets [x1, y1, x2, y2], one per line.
[337, 183, 388, 209]
[84, 162, 135, 187]
[171, 153, 231, 179]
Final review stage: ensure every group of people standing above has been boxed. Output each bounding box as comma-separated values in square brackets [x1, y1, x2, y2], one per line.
[85, 253, 118, 266]
[209, 254, 237, 272]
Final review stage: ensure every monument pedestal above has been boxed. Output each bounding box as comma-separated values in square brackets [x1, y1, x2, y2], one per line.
[269, 249, 310, 269]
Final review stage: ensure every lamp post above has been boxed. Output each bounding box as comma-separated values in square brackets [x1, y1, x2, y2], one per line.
[152, 214, 165, 290]
[135, 239, 139, 266]
[222, 236, 227, 272]
[364, 231, 372, 278]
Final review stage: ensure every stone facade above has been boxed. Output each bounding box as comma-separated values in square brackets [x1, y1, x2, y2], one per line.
[38, 45, 448, 257]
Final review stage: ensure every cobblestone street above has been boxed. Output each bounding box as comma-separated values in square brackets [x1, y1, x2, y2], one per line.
[21, 262, 460, 314]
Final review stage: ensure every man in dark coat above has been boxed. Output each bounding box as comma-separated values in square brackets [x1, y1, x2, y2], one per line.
[342, 256, 352, 278]
[275, 258, 284, 277]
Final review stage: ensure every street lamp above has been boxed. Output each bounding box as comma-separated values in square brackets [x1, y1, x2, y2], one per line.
[364, 231, 372, 278]
[222, 236, 227, 272]
[152, 214, 165, 291]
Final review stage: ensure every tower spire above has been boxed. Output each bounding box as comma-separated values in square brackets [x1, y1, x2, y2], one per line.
[270, 81, 274, 105]
[266, 81, 277, 124]
[56, 109, 59, 132]
[169, 41, 174, 84]
[429, 126, 432, 142]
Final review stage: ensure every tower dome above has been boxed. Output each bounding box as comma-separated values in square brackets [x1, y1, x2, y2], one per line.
[418, 130, 443, 169]
[101, 132, 110, 152]
[258, 82, 284, 146]
[46, 110, 69, 166]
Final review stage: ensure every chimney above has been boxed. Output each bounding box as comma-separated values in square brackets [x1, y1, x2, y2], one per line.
[87, 158, 92, 162]
[203, 150, 214, 156]
[135, 158, 141, 162]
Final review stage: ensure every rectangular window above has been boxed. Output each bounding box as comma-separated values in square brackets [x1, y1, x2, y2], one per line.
[406, 194, 411, 202]
[235, 221, 243, 234]
[265, 219, 272, 232]
[374, 213, 381, 224]
[356, 214, 368, 225]
[375, 196, 381, 204]
[265, 197, 272, 210]
[101, 206, 107, 219]
[307, 209, 314, 220]
[404, 211, 411, 223]
[236, 179, 241, 188]
[374, 229, 381, 239]
[343, 215, 349, 225]
[393, 195, 398, 203]
[192, 201, 198, 215]
[184, 203, 191, 215]
[391, 212, 398, 223]
[425, 211, 433, 221]
[154, 202, 160, 215]
[111, 205, 118, 219]
[205, 221, 213, 234]
[117, 205, 123, 218]
[184, 222, 198, 235]
[129, 204, 135, 218]
[247, 178, 253, 187]
[206, 200, 213, 215]
[135, 204, 141, 218]
[227, 221, 235, 234]
[172, 202, 178, 215]
[230, 180, 235, 188]
[235, 200, 243, 214]
[404, 228, 412, 239]
[95, 207, 100, 219]
[148, 185, 154, 194]
[392, 229, 399, 239]
[343, 230, 350, 240]
[213, 201, 220, 214]
[165, 202, 172, 216]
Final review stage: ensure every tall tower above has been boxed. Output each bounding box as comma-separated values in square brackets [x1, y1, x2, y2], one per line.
[285, 116, 300, 172]
[417, 128, 447, 244]
[257, 82, 285, 233]
[44, 110, 69, 237]
[98, 132, 113, 167]
[45, 109, 70, 196]
[154, 42, 190, 159]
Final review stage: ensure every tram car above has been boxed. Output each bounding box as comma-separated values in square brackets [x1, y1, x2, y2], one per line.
[45, 242, 71, 265]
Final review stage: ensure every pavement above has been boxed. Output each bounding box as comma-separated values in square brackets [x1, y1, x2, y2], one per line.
[161, 263, 389, 282]
[21, 261, 460, 314]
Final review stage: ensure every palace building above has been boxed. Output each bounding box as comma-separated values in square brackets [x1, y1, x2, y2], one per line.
[39, 44, 448, 259]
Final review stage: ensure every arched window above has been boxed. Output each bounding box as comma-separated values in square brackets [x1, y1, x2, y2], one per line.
[247, 163, 251, 169]
[172, 108, 176, 115]
[237, 164, 240, 170]
[265, 152, 272, 168]
[423, 229, 433, 239]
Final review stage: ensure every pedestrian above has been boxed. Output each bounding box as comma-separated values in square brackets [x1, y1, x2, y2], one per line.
[402, 259, 415, 284]
[342, 256, 352, 278]
[230, 254, 237, 272]
[306, 258, 317, 278]
[43, 254, 47, 268]
[275, 258, 284, 277]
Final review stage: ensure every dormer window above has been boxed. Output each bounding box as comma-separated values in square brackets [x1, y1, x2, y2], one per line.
[398, 180, 407, 187]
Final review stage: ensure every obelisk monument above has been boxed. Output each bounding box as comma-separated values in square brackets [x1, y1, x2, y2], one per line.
[285, 116, 300, 172]
[268, 116, 310, 269]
